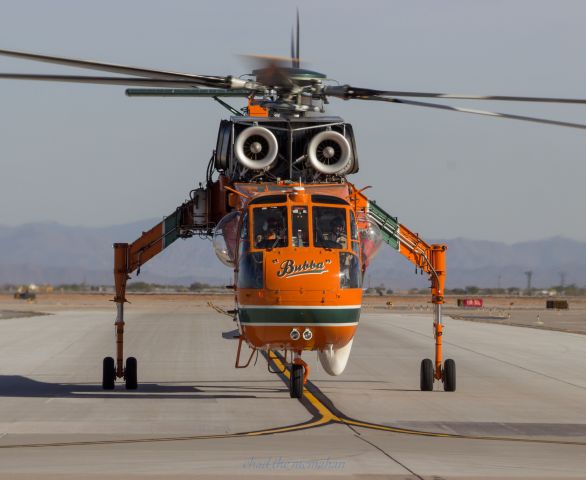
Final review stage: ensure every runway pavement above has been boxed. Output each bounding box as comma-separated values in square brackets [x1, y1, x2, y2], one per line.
[1, 302, 586, 479]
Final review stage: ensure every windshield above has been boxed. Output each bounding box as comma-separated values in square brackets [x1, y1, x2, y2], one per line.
[253, 206, 288, 249]
[313, 206, 348, 249]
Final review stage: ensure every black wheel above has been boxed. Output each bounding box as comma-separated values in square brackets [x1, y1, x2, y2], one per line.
[102, 357, 115, 390]
[420, 358, 434, 391]
[289, 364, 304, 399]
[443, 358, 456, 392]
[125, 357, 138, 390]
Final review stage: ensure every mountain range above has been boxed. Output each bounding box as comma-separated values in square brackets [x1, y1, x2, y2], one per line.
[1, 221, 585, 289]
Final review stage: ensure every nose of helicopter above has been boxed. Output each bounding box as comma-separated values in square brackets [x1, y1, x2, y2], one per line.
[236, 244, 363, 352]
[264, 249, 340, 292]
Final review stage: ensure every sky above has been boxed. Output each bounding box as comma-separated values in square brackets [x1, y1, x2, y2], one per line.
[0, 0, 585, 243]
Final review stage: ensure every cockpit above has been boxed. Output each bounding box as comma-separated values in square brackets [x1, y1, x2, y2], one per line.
[248, 194, 354, 251]
[236, 193, 362, 290]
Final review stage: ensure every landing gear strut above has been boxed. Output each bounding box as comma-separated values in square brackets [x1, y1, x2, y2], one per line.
[102, 243, 139, 390]
[419, 302, 457, 392]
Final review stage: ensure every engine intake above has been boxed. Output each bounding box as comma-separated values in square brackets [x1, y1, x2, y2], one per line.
[235, 126, 278, 170]
[308, 130, 352, 175]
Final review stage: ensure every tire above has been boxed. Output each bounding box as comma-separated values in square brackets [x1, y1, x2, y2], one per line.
[102, 357, 115, 390]
[443, 359, 456, 392]
[289, 364, 304, 399]
[125, 357, 138, 390]
[420, 358, 434, 391]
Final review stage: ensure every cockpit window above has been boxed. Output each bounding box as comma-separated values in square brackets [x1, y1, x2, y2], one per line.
[313, 206, 348, 249]
[349, 209, 360, 255]
[253, 206, 288, 249]
[291, 206, 309, 247]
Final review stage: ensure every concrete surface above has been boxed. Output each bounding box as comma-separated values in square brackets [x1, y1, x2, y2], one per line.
[1, 303, 586, 478]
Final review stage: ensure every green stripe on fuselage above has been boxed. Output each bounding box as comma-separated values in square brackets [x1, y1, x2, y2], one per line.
[238, 307, 361, 324]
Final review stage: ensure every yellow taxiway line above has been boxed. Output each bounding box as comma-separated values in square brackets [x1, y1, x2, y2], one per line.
[1, 351, 585, 449]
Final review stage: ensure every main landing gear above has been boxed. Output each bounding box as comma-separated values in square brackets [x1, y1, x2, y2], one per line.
[420, 357, 456, 392]
[102, 356, 138, 390]
[289, 354, 309, 399]
[102, 296, 138, 390]
[420, 304, 457, 392]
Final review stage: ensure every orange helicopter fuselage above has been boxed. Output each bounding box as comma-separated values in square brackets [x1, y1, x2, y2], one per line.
[232, 182, 367, 352]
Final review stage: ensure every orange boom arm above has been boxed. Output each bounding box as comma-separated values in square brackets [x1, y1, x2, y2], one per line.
[113, 199, 197, 303]
[111, 199, 197, 378]
[359, 194, 448, 383]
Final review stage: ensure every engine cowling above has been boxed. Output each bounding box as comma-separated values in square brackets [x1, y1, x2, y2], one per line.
[234, 126, 278, 170]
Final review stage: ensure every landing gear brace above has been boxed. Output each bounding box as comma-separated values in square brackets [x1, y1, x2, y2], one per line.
[366, 200, 454, 392]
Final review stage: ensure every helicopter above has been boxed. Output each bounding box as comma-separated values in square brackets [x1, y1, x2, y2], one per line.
[2, 19, 586, 399]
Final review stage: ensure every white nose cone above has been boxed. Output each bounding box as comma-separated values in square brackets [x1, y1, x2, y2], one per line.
[318, 340, 354, 376]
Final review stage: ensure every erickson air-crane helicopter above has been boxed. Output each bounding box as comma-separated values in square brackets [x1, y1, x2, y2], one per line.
[3, 20, 586, 399]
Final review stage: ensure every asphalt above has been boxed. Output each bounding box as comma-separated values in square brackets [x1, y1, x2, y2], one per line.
[1, 304, 586, 479]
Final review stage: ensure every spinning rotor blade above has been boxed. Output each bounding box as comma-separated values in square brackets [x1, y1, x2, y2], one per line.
[0, 74, 210, 88]
[0, 48, 253, 89]
[378, 91, 586, 104]
[324, 85, 586, 105]
[245, 54, 296, 89]
[361, 96, 586, 130]
[290, 31, 295, 68]
[125, 88, 250, 97]
[295, 9, 300, 69]
[289, 10, 300, 69]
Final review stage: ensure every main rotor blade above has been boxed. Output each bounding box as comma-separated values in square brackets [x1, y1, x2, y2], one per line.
[125, 88, 250, 97]
[0, 74, 209, 88]
[324, 85, 586, 105]
[0, 48, 252, 89]
[362, 96, 586, 130]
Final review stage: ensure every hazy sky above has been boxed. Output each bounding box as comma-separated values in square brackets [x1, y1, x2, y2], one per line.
[0, 0, 585, 243]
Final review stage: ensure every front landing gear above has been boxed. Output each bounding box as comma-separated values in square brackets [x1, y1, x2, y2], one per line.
[289, 354, 309, 399]
[290, 364, 304, 398]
